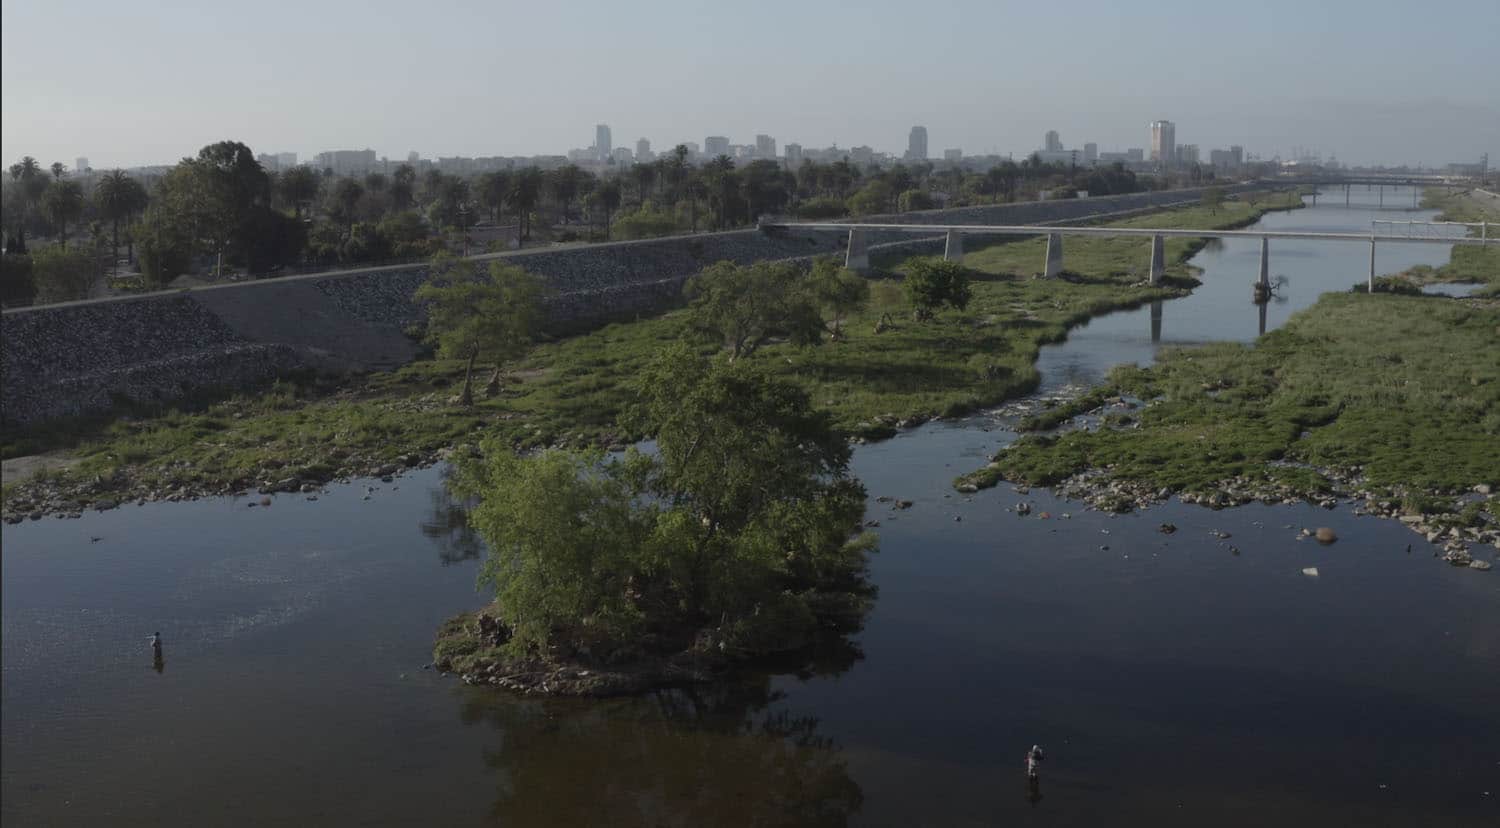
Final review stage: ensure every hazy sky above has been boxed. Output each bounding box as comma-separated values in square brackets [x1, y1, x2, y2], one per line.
[3, 0, 1497, 169]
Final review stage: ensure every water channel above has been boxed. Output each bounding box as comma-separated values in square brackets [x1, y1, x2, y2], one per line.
[4, 186, 1496, 826]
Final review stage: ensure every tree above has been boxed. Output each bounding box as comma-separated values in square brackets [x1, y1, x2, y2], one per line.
[333, 178, 365, 231]
[7, 156, 48, 252]
[133, 202, 194, 288]
[41, 180, 84, 247]
[414, 253, 546, 406]
[508, 168, 543, 241]
[390, 164, 416, 211]
[453, 345, 874, 659]
[847, 179, 894, 216]
[279, 165, 320, 220]
[548, 165, 584, 224]
[630, 162, 657, 205]
[807, 257, 869, 341]
[684, 260, 824, 361]
[476, 170, 511, 223]
[902, 258, 972, 321]
[183, 141, 271, 276]
[50, 161, 65, 180]
[95, 170, 147, 275]
[590, 180, 622, 239]
[31, 244, 95, 302]
[896, 189, 934, 212]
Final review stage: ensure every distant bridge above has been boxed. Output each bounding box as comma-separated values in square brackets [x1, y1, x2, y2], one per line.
[759, 218, 1494, 293]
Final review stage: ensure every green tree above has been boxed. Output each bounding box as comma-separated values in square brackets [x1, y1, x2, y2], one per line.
[95, 170, 147, 275]
[684, 260, 824, 361]
[630, 162, 657, 204]
[333, 178, 365, 231]
[590, 179, 622, 239]
[133, 202, 194, 288]
[50, 161, 66, 180]
[548, 165, 585, 224]
[31, 243, 95, 302]
[807, 257, 869, 341]
[390, 164, 416, 211]
[7, 156, 49, 252]
[414, 253, 546, 406]
[896, 188, 934, 212]
[846, 179, 894, 216]
[453, 345, 874, 658]
[278, 165, 320, 219]
[508, 168, 543, 241]
[41, 180, 84, 247]
[903, 258, 972, 321]
[476, 170, 512, 223]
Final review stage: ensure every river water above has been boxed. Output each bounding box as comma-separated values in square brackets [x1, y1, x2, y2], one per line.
[4, 187, 1496, 826]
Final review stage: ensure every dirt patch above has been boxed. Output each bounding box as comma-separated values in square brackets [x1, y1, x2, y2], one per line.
[1, 453, 80, 486]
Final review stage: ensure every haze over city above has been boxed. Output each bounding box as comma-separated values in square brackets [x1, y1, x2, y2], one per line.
[3, 0, 1497, 168]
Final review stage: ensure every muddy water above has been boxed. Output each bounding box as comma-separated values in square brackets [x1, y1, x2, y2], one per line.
[4, 187, 1496, 826]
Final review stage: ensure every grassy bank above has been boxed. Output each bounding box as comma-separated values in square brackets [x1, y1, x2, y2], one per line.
[1383, 190, 1500, 296]
[2, 192, 1299, 516]
[962, 292, 1500, 503]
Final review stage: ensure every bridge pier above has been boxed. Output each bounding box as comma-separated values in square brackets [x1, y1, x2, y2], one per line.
[1345, 184, 1350, 207]
[1379, 185, 1384, 207]
[1253, 237, 1271, 302]
[944, 230, 964, 263]
[1148, 234, 1165, 285]
[845, 229, 869, 273]
[1150, 300, 1162, 343]
[1043, 233, 1064, 278]
[1368, 238, 1377, 292]
[1310, 191, 1318, 206]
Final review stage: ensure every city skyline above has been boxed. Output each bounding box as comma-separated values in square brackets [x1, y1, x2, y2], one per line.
[3, 1, 1497, 169]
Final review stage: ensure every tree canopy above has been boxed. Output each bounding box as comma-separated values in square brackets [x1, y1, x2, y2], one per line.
[684, 260, 824, 361]
[414, 253, 546, 405]
[903, 258, 973, 321]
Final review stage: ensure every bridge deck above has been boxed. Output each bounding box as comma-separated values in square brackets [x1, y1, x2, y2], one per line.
[762, 222, 1493, 246]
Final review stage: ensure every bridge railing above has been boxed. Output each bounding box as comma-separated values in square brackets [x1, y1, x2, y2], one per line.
[1372, 220, 1489, 242]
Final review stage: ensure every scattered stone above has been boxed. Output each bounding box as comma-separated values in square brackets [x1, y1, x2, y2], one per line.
[894, 499, 913, 510]
[1038, 511, 1050, 519]
[1302, 567, 1320, 577]
[1015, 502, 1031, 515]
[956, 483, 978, 494]
[1158, 523, 1177, 534]
[954, 516, 962, 522]
[259, 496, 272, 507]
[1469, 560, 1492, 571]
[1314, 527, 1337, 544]
[1210, 529, 1231, 539]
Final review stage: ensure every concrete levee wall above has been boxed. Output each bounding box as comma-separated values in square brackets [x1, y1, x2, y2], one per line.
[0, 184, 1267, 427]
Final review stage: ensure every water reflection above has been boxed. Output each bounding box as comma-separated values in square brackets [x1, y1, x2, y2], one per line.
[1149, 300, 1162, 343]
[460, 642, 865, 826]
[420, 468, 482, 566]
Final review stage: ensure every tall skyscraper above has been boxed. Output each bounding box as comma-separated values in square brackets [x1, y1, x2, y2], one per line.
[74, 157, 89, 174]
[635, 138, 652, 162]
[1177, 144, 1200, 166]
[595, 124, 612, 162]
[907, 126, 928, 161]
[784, 143, 803, 167]
[1083, 143, 1098, 164]
[1045, 130, 1062, 152]
[1150, 120, 1175, 164]
[755, 134, 776, 159]
[704, 136, 730, 158]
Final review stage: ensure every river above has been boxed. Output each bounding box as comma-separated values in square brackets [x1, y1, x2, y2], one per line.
[4, 186, 1496, 826]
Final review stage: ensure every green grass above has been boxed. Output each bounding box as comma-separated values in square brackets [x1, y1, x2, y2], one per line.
[964, 292, 1500, 497]
[1397, 190, 1500, 295]
[1, 192, 1304, 509]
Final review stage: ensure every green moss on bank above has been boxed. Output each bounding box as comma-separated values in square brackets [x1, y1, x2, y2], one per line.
[965, 292, 1500, 497]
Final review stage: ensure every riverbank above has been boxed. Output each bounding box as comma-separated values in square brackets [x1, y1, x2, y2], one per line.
[1378, 189, 1500, 295]
[1, 193, 1300, 522]
[957, 291, 1500, 568]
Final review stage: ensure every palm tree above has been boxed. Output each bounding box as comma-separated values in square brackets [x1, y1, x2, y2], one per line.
[630, 162, 657, 206]
[42, 180, 84, 247]
[278, 165, 320, 220]
[50, 161, 66, 180]
[593, 180, 622, 240]
[507, 168, 542, 242]
[95, 171, 133, 275]
[8, 156, 46, 252]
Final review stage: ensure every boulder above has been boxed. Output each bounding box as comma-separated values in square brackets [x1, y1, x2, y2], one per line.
[1314, 527, 1337, 544]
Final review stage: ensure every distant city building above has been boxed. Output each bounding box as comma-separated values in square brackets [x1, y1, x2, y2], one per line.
[907, 126, 928, 161]
[407, 151, 420, 165]
[1177, 144, 1200, 166]
[1035, 149, 1080, 166]
[1128, 148, 1145, 163]
[635, 138, 652, 163]
[755, 134, 777, 160]
[682, 141, 701, 159]
[74, 157, 89, 174]
[611, 147, 633, 163]
[785, 143, 803, 167]
[256, 153, 278, 171]
[704, 136, 730, 158]
[1149, 120, 1175, 164]
[850, 145, 874, 167]
[1083, 143, 1098, 164]
[1209, 145, 1244, 169]
[314, 148, 377, 176]
[595, 124, 613, 162]
[1044, 130, 1062, 152]
[277, 152, 297, 169]
[944, 148, 963, 162]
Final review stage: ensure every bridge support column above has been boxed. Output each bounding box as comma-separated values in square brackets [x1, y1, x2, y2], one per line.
[1148, 234, 1165, 285]
[1345, 184, 1350, 207]
[944, 230, 964, 263]
[845, 229, 869, 273]
[1253, 237, 1271, 302]
[1379, 185, 1384, 207]
[1043, 233, 1064, 278]
[1368, 238, 1377, 292]
[1150, 300, 1163, 343]
[1310, 191, 1317, 206]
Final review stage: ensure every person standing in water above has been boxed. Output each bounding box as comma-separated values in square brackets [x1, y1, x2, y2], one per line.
[1025, 745, 1045, 779]
[150, 632, 164, 673]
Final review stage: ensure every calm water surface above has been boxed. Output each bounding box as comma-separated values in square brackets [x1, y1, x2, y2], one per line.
[4, 187, 1496, 826]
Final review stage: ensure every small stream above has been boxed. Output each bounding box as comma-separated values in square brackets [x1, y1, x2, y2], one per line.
[4, 186, 1496, 826]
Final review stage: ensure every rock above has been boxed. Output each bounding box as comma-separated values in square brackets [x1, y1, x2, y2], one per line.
[956, 483, 978, 494]
[259, 496, 272, 507]
[1016, 502, 1032, 515]
[1314, 527, 1337, 544]
[1469, 560, 1492, 571]
[954, 516, 962, 522]
[894, 499, 913, 510]
[1425, 531, 1442, 543]
[1211, 529, 1231, 539]
[1158, 523, 1177, 534]
[1477, 484, 1493, 495]
[1302, 567, 1320, 577]
[93, 499, 118, 511]
[1398, 515, 1423, 524]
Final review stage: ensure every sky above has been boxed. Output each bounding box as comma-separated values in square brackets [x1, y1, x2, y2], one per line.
[3, 0, 1497, 170]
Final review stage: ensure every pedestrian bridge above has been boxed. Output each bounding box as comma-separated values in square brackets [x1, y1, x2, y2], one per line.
[758, 219, 1494, 292]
